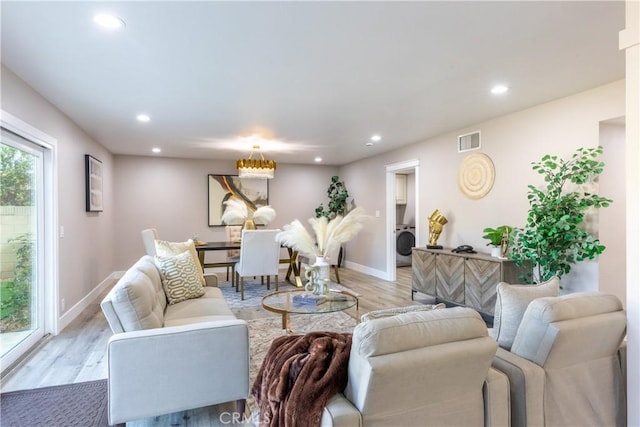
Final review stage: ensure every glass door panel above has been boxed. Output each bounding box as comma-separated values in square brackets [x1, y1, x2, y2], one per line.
[0, 130, 45, 368]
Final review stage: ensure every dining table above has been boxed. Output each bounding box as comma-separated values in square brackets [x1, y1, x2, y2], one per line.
[195, 241, 301, 284]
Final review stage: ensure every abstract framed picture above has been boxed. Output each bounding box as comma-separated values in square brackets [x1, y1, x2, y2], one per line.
[208, 174, 269, 226]
[85, 154, 103, 212]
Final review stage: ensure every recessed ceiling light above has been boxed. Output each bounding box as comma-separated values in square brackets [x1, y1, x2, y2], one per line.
[93, 14, 125, 30]
[365, 142, 374, 147]
[371, 134, 382, 142]
[314, 157, 323, 163]
[152, 147, 161, 154]
[491, 84, 510, 95]
[136, 114, 151, 122]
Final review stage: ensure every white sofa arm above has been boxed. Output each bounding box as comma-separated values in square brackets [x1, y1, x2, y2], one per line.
[492, 347, 545, 427]
[483, 367, 510, 427]
[320, 393, 362, 427]
[107, 319, 249, 425]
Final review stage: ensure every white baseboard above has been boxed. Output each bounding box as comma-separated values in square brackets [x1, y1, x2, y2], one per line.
[57, 271, 120, 333]
[343, 260, 389, 281]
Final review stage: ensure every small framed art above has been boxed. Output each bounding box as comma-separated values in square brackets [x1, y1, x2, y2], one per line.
[85, 154, 103, 212]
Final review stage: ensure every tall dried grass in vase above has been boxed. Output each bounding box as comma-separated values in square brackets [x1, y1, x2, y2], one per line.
[276, 207, 369, 258]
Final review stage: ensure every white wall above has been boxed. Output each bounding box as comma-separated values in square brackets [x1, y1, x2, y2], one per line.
[1, 66, 115, 319]
[599, 120, 627, 306]
[339, 80, 625, 294]
[113, 155, 338, 269]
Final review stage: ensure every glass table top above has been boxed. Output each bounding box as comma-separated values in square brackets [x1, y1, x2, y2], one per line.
[262, 288, 358, 315]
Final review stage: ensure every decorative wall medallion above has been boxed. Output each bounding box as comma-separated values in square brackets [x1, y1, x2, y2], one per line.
[458, 152, 495, 199]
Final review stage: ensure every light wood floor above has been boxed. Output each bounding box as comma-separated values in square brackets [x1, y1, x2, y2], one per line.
[0, 266, 419, 393]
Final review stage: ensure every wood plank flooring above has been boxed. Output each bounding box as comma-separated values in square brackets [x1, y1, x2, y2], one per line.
[1, 266, 416, 393]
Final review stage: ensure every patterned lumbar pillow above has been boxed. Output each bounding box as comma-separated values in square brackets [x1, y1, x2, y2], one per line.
[360, 303, 446, 322]
[492, 277, 560, 349]
[155, 239, 205, 287]
[155, 251, 205, 305]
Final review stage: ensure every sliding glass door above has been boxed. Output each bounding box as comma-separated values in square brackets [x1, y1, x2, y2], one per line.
[0, 129, 46, 369]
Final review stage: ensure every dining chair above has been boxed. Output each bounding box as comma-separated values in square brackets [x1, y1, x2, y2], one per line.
[141, 228, 159, 256]
[217, 225, 242, 286]
[140, 228, 218, 287]
[235, 229, 281, 300]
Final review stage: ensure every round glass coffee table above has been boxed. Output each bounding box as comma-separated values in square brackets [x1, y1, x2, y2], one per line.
[261, 288, 359, 334]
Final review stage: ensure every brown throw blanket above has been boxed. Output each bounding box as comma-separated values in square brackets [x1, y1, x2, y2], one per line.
[252, 331, 352, 427]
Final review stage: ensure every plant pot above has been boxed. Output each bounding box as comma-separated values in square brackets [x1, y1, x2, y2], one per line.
[490, 247, 502, 258]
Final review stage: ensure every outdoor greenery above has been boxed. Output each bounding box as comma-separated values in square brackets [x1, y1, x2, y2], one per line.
[315, 175, 350, 219]
[509, 146, 612, 283]
[1, 144, 34, 206]
[1, 144, 35, 331]
[0, 234, 33, 331]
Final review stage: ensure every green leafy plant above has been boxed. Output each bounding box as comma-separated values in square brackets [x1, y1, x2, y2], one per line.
[0, 233, 33, 331]
[482, 225, 513, 247]
[510, 146, 612, 283]
[315, 175, 349, 219]
[1, 144, 35, 206]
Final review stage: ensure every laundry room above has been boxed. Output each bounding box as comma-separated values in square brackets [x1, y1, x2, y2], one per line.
[395, 172, 416, 267]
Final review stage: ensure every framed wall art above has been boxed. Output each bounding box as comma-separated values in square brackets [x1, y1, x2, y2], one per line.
[85, 154, 103, 212]
[208, 174, 269, 226]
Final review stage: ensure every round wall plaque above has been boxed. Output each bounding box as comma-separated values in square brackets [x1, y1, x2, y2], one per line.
[457, 152, 495, 199]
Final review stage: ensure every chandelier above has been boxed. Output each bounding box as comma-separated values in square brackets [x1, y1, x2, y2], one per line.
[236, 145, 277, 179]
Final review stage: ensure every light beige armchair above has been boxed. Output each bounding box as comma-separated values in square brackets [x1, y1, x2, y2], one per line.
[491, 292, 627, 427]
[320, 307, 510, 427]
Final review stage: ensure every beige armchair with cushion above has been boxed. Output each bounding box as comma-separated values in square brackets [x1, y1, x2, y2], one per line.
[491, 292, 626, 427]
[320, 307, 510, 427]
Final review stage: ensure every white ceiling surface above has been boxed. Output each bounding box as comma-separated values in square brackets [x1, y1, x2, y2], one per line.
[1, 1, 625, 166]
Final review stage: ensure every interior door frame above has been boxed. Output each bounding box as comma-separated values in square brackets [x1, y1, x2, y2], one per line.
[1, 110, 59, 370]
[385, 159, 420, 281]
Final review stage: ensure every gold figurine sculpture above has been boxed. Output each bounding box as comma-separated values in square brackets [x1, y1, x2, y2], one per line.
[427, 209, 448, 249]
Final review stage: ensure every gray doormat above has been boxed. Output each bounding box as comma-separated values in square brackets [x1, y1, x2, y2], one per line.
[0, 379, 109, 426]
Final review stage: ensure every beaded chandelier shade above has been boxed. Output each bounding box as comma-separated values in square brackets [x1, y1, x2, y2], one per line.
[236, 145, 276, 179]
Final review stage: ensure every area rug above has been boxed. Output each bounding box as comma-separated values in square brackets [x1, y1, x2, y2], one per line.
[0, 379, 108, 427]
[245, 311, 357, 421]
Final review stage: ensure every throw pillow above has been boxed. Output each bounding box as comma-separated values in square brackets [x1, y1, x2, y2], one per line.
[155, 251, 205, 305]
[360, 303, 446, 322]
[492, 277, 560, 349]
[155, 238, 205, 287]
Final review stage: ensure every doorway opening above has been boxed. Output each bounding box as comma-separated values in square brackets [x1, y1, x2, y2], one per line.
[385, 159, 420, 282]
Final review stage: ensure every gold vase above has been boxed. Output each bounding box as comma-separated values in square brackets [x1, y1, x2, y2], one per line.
[243, 218, 256, 230]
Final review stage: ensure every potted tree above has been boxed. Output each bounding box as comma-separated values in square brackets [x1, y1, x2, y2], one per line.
[482, 225, 513, 258]
[315, 175, 351, 266]
[315, 175, 349, 219]
[509, 146, 612, 283]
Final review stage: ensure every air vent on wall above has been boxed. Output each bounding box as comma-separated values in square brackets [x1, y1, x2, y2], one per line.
[458, 131, 481, 152]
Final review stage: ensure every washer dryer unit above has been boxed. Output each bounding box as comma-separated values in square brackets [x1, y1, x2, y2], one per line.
[396, 225, 416, 267]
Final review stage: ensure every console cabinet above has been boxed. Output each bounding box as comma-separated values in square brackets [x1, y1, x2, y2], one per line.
[412, 248, 529, 315]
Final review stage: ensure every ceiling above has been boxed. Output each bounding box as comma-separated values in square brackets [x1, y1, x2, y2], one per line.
[1, 1, 625, 166]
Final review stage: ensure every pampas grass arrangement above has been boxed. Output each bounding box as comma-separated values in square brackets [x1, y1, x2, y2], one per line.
[276, 207, 368, 258]
[221, 198, 276, 225]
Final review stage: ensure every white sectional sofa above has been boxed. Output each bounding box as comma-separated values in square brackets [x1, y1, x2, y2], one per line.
[101, 255, 249, 426]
